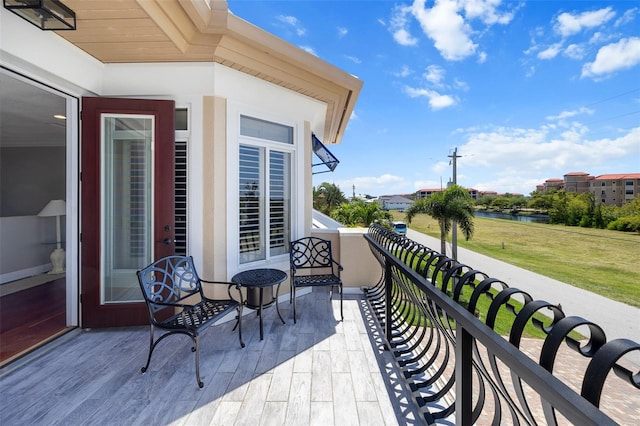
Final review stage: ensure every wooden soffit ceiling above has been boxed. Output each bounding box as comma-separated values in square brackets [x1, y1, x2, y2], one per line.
[55, 0, 362, 144]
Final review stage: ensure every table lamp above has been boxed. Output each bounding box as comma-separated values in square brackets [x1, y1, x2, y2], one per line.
[38, 199, 66, 274]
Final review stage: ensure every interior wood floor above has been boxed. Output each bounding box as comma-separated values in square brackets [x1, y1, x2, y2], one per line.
[0, 288, 423, 425]
[0, 276, 69, 365]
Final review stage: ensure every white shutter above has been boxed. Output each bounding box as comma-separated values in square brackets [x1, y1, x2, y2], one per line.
[269, 151, 290, 256]
[239, 145, 265, 263]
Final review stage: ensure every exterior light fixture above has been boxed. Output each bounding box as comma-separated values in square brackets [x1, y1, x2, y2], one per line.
[3, 0, 76, 31]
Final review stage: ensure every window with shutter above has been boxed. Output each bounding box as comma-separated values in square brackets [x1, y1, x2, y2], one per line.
[238, 116, 293, 264]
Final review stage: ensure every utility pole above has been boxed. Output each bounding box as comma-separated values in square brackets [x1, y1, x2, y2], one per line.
[448, 147, 462, 260]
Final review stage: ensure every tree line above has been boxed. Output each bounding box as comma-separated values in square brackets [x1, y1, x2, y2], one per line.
[314, 182, 475, 256]
[313, 182, 640, 234]
[525, 190, 639, 232]
[313, 182, 394, 227]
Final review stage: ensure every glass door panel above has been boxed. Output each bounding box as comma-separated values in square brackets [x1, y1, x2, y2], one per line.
[101, 115, 153, 303]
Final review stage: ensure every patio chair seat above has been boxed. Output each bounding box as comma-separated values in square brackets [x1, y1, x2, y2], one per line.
[137, 255, 244, 388]
[289, 237, 343, 323]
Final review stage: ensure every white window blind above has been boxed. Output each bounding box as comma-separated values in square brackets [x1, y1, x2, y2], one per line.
[239, 145, 265, 263]
[174, 140, 188, 256]
[238, 116, 293, 264]
[269, 151, 290, 256]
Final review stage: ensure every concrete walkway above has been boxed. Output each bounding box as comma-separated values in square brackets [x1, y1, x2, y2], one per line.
[406, 229, 640, 366]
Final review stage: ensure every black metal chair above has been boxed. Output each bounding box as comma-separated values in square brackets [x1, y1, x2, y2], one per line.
[289, 237, 343, 323]
[136, 255, 244, 388]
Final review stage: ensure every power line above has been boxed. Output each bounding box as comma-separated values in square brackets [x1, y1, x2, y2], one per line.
[583, 110, 640, 126]
[584, 88, 640, 108]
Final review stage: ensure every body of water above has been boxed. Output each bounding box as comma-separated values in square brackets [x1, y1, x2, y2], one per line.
[475, 210, 549, 223]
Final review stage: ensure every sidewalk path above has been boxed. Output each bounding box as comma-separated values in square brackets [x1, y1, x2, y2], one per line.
[406, 229, 640, 366]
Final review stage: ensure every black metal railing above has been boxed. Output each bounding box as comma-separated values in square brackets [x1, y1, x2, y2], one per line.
[364, 224, 639, 425]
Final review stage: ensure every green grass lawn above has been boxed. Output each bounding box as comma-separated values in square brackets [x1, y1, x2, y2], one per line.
[395, 276, 556, 339]
[392, 211, 640, 308]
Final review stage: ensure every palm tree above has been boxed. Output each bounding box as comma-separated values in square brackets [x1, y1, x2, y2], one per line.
[313, 182, 347, 215]
[331, 200, 392, 226]
[405, 184, 475, 256]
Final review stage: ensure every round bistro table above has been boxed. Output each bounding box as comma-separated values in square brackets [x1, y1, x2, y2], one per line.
[231, 268, 287, 340]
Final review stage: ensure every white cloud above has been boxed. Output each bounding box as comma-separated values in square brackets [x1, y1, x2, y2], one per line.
[471, 175, 543, 195]
[410, 0, 477, 60]
[581, 37, 640, 78]
[390, 5, 419, 46]
[393, 29, 418, 46]
[459, 125, 639, 174]
[563, 43, 585, 60]
[336, 174, 409, 195]
[460, 0, 517, 25]
[413, 179, 444, 191]
[423, 65, 446, 86]
[300, 46, 318, 56]
[394, 65, 413, 78]
[525, 65, 536, 78]
[555, 7, 616, 37]
[338, 27, 348, 38]
[477, 51, 487, 63]
[277, 15, 306, 36]
[614, 7, 638, 27]
[546, 107, 594, 122]
[454, 78, 470, 91]
[589, 31, 615, 45]
[388, 0, 514, 61]
[432, 161, 450, 174]
[537, 43, 562, 60]
[403, 86, 458, 110]
[345, 55, 362, 64]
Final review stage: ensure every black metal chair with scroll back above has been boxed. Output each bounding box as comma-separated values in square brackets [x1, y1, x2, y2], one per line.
[289, 237, 343, 324]
[137, 255, 244, 388]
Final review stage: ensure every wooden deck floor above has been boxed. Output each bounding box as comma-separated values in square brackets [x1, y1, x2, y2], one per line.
[0, 288, 423, 425]
[0, 276, 68, 364]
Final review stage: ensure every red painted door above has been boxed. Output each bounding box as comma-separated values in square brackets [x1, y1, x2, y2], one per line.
[81, 97, 175, 327]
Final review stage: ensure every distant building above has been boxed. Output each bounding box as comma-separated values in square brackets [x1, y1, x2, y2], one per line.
[416, 188, 444, 198]
[564, 172, 594, 193]
[381, 195, 413, 212]
[540, 178, 564, 192]
[536, 172, 640, 206]
[416, 187, 480, 200]
[589, 174, 640, 207]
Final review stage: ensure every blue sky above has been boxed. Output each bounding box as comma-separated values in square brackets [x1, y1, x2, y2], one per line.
[228, 0, 640, 197]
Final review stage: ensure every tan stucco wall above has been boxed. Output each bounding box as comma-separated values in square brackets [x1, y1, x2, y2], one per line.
[311, 228, 380, 289]
[202, 95, 230, 299]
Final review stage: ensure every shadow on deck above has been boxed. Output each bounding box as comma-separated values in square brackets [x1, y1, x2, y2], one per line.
[0, 289, 423, 425]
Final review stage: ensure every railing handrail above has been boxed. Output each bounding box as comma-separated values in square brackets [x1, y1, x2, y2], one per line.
[363, 223, 638, 425]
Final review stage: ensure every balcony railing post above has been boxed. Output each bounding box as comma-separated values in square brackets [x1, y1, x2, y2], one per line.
[384, 260, 393, 346]
[455, 323, 473, 425]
